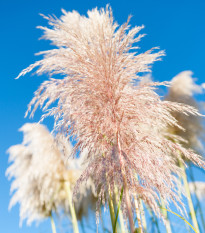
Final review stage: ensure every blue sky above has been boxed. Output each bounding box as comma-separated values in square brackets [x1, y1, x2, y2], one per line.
[1, 0, 205, 233]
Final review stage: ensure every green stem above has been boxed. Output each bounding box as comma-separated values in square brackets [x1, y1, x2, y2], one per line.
[118, 206, 126, 233]
[109, 197, 116, 233]
[50, 214, 57, 233]
[189, 164, 205, 231]
[105, 167, 117, 233]
[160, 197, 172, 233]
[114, 187, 125, 233]
[117, 133, 135, 233]
[178, 159, 200, 233]
[65, 182, 79, 233]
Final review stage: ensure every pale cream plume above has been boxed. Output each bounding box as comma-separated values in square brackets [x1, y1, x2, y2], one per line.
[166, 70, 205, 152]
[189, 182, 205, 200]
[7, 123, 96, 225]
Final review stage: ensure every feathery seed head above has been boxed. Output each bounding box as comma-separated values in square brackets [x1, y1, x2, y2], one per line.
[169, 71, 204, 98]
[189, 182, 205, 200]
[166, 71, 205, 151]
[7, 123, 96, 224]
[16, 7, 205, 220]
[7, 123, 70, 225]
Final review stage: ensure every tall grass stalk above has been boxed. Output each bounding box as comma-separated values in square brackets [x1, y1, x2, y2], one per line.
[107, 173, 117, 233]
[134, 197, 143, 233]
[65, 182, 79, 233]
[118, 208, 126, 233]
[189, 164, 205, 231]
[160, 198, 172, 233]
[124, 181, 135, 233]
[50, 214, 57, 233]
[178, 159, 200, 233]
[109, 197, 116, 232]
[114, 187, 126, 233]
[117, 133, 135, 233]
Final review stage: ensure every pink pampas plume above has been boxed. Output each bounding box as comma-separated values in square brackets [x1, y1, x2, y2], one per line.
[17, 6, 205, 230]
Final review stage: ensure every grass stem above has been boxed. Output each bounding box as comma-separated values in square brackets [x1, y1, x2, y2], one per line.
[189, 164, 205, 231]
[134, 197, 143, 233]
[178, 159, 200, 233]
[65, 181, 79, 233]
[50, 214, 57, 233]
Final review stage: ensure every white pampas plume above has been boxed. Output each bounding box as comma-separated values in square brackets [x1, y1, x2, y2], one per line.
[166, 71, 205, 152]
[170, 71, 204, 97]
[6, 123, 96, 225]
[189, 182, 205, 200]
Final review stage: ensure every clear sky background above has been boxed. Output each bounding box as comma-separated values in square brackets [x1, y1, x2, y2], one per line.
[1, 0, 205, 233]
